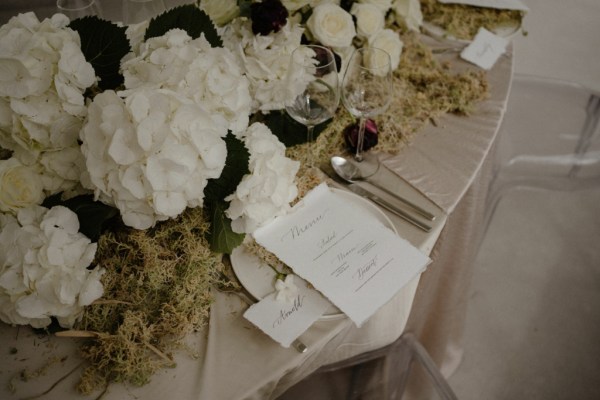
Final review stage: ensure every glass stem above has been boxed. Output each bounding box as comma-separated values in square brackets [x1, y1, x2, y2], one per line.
[354, 117, 366, 162]
[306, 125, 315, 168]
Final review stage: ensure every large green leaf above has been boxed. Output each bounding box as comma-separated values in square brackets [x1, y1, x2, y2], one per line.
[204, 132, 250, 203]
[208, 201, 245, 254]
[69, 16, 130, 91]
[144, 4, 223, 47]
[42, 194, 119, 242]
[262, 111, 332, 148]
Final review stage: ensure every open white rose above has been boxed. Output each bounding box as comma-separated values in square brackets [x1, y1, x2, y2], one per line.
[368, 29, 404, 71]
[306, 4, 356, 48]
[226, 122, 300, 234]
[392, 0, 423, 32]
[282, 0, 312, 12]
[200, 0, 240, 26]
[0, 158, 45, 214]
[351, 3, 385, 39]
[0, 205, 103, 329]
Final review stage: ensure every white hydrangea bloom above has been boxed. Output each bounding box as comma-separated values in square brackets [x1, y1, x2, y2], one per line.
[0, 12, 96, 197]
[0, 205, 103, 329]
[226, 122, 300, 234]
[80, 88, 229, 230]
[220, 17, 305, 112]
[122, 29, 251, 135]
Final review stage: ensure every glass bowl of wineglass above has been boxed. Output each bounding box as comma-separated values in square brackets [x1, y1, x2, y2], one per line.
[341, 47, 393, 178]
[285, 45, 340, 168]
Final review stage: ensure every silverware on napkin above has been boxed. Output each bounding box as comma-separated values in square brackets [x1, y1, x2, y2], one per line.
[345, 183, 433, 232]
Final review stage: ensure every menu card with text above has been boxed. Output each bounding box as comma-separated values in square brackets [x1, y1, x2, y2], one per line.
[253, 183, 430, 327]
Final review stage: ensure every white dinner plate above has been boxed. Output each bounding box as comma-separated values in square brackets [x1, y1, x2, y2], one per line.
[230, 188, 398, 320]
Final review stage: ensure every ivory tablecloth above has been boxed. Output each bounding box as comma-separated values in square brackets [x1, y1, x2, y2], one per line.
[0, 2, 514, 399]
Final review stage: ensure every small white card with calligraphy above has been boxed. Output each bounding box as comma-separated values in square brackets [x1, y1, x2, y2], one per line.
[253, 183, 430, 327]
[461, 28, 509, 70]
[243, 277, 331, 348]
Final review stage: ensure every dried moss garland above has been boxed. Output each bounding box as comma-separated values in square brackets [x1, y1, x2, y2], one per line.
[73, 208, 235, 393]
[420, 0, 524, 40]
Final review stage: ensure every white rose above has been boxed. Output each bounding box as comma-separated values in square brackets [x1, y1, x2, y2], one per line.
[306, 4, 356, 48]
[200, 0, 240, 26]
[0, 158, 45, 214]
[357, 0, 392, 13]
[368, 29, 404, 71]
[392, 0, 423, 32]
[350, 3, 385, 39]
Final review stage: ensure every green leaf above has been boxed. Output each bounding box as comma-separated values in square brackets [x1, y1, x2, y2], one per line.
[208, 201, 245, 254]
[145, 4, 223, 47]
[69, 16, 130, 91]
[204, 132, 250, 202]
[262, 110, 332, 147]
[42, 194, 119, 242]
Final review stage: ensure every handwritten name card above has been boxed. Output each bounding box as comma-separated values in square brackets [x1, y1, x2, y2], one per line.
[460, 28, 509, 70]
[438, 0, 529, 11]
[243, 277, 331, 348]
[253, 183, 430, 327]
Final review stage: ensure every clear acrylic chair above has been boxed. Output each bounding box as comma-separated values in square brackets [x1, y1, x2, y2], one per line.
[482, 74, 600, 236]
[277, 332, 458, 400]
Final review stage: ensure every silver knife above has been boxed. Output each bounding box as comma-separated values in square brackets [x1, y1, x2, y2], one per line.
[346, 183, 433, 232]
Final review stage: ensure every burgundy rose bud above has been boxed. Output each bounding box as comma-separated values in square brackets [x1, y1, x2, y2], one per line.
[343, 119, 379, 153]
[251, 0, 289, 36]
[312, 46, 342, 75]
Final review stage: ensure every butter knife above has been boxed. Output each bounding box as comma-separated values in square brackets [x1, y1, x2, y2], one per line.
[346, 183, 433, 232]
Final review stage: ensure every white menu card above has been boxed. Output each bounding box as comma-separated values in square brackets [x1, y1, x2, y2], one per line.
[460, 28, 509, 70]
[253, 183, 430, 327]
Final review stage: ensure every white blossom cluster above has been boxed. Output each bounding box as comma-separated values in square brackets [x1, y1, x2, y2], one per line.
[0, 205, 103, 329]
[80, 88, 229, 230]
[220, 18, 306, 112]
[226, 123, 300, 234]
[0, 13, 96, 208]
[121, 29, 251, 135]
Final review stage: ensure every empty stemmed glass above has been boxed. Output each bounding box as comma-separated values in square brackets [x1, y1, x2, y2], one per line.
[56, 0, 102, 19]
[285, 45, 340, 168]
[341, 47, 393, 178]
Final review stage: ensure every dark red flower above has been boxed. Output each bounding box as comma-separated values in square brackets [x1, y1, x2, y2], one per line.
[343, 119, 379, 153]
[251, 0, 289, 36]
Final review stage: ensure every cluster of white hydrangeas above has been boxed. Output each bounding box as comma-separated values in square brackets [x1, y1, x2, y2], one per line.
[0, 13, 96, 200]
[80, 88, 229, 230]
[226, 122, 300, 234]
[0, 205, 102, 329]
[220, 17, 306, 112]
[121, 29, 251, 135]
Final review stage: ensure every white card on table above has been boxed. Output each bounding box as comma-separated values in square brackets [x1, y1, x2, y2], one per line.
[438, 0, 529, 11]
[253, 183, 430, 327]
[243, 277, 331, 348]
[460, 28, 509, 70]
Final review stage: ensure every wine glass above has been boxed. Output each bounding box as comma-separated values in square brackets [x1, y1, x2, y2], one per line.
[56, 0, 102, 19]
[341, 47, 393, 178]
[285, 45, 340, 168]
[123, 0, 167, 25]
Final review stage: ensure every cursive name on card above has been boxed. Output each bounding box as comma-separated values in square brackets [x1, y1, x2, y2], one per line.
[273, 294, 305, 328]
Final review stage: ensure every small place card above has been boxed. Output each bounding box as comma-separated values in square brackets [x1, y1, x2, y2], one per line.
[253, 183, 430, 327]
[460, 28, 509, 70]
[244, 277, 331, 348]
[438, 0, 529, 11]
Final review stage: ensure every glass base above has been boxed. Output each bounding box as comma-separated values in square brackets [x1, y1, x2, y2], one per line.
[351, 152, 381, 178]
